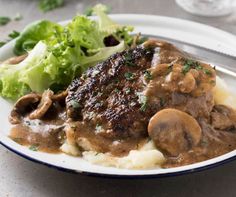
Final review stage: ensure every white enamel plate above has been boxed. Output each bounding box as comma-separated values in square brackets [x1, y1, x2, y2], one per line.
[1, 14, 236, 177]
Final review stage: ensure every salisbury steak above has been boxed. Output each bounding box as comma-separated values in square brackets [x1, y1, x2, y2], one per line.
[66, 40, 215, 155]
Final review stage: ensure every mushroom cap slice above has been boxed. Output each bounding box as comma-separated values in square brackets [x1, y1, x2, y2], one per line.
[9, 93, 41, 124]
[51, 90, 68, 101]
[148, 108, 202, 156]
[29, 90, 53, 120]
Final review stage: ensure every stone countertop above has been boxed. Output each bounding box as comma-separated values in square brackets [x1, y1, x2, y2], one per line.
[1, 0, 236, 196]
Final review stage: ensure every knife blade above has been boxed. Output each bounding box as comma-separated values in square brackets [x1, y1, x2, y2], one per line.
[143, 34, 236, 76]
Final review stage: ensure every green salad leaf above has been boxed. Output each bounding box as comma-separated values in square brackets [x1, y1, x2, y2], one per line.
[0, 42, 47, 99]
[8, 30, 20, 39]
[92, 4, 134, 45]
[14, 20, 61, 55]
[84, 4, 111, 17]
[0, 4, 133, 100]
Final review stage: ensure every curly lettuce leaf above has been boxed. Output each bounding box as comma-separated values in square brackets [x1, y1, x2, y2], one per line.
[1, 4, 134, 100]
[92, 4, 120, 34]
[14, 20, 62, 55]
[0, 42, 48, 99]
[80, 41, 125, 68]
[92, 4, 134, 44]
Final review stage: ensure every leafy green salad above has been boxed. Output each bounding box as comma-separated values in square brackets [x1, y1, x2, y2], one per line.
[0, 4, 134, 100]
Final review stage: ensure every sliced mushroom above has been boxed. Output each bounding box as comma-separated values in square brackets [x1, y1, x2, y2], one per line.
[51, 90, 68, 101]
[9, 89, 68, 124]
[148, 108, 202, 156]
[9, 93, 41, 124]
[29, 90, 53, 120]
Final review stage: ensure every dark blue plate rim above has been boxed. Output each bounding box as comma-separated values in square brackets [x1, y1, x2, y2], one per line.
[1, 140, 236, 179]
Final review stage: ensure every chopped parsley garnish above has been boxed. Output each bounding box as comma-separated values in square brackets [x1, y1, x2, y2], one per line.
[144, 70, 152, 80]
[137, 92, 148, 112]
[125, 87, 131, 94]
[39, 0, 64, 12]
[182, 60, 192, 74]
[69, 100, 81, 109]
[8, 30, 20, 39]
[182, 59, 213, 76]
[95, 124, 102, 133]
[0, 15, 22, 26]
[182, 65, 190, 74]
[203, 69, 212, 75]
[114, 88, 119, 93]
[0, 30, 20, 48]
[182, 59, 201, 74]
[124, 53, 136, 67]
[124, 72, 135, 80]
[29, 144, 39, 151]
[0, 17, 11, 26]
[195, 64, 203, 70]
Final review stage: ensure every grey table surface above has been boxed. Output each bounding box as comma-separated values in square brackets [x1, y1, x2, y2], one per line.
[1, 0, 236, 197]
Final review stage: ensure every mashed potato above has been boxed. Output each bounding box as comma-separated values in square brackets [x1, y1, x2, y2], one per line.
[213, 76, 236, 109]
[60, 141, 81, 156]
[61, 75, 236, 169]
[61, 139, 165, 169]
[82, 140, 165, 169]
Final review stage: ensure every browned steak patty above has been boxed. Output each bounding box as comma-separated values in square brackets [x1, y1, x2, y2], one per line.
[66, 45, 155, 139]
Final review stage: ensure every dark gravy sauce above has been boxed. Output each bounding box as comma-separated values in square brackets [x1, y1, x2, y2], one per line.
[9, 105, 66, 153]
[164, 119, 236, 168]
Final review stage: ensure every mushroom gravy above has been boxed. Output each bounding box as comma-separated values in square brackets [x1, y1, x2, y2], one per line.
[10, 106, 66, 153]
